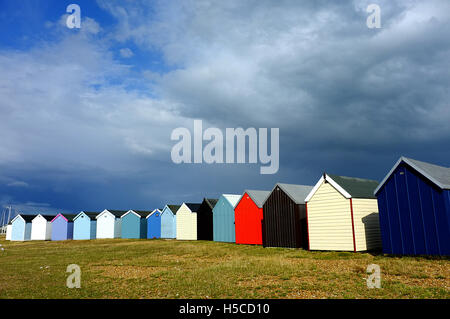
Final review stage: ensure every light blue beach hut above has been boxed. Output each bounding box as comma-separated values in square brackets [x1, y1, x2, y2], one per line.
[73, 211, 98, 240]
[10, 214, 33, 241]
[213, 194, 241, 243]
[160, 205, 180, 239]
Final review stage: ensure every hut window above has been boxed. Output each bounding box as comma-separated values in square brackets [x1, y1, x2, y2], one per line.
[400, 171, 405, 175]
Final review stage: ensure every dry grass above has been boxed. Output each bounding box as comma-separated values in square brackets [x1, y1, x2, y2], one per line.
[0, 237, 448, 299]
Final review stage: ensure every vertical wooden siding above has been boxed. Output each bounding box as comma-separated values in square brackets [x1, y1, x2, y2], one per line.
[377, 163, 450, 256]
[263, 187, 306, 248]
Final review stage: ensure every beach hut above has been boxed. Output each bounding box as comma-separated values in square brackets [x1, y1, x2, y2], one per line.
[51, 213, 76, 241]
[213, 195, 241, 243]
[374, 157, 450, 256]
[96, 209, 127, 239]
[6, 224, 12, 240]
[263, 183, 314, 248]
[147, 209, 162, 239]
[73, 211, 98, 240]
[121, 210, 150, 239]
[31, 214, 53, 240]
[160, 205, 180, 239]
[176, 203, 201, 240]
[197, 198, 218, 240]
[10, 214, 33, 241]
[235, 190, 270, 245]
[305, 174, 381, 252]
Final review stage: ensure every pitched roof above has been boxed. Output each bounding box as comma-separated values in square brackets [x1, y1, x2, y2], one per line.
[273, 183, 314, 204]
[105, 209, 128, 217]
[327, 174, 378, 199]
[12, 214, 34, 223]
[52, 213, 77, 222]
[132, 210, 153, 218]
[81, 211, 99, 219]
[374, 156, 450, 194]
[34, 214, 57, 221]
[204, 198, 218, 209]
[222, 194, 241, 208]
[244, 190, 270, 208]
[167, 204, 181, 213]
[185, 203, 201, 212]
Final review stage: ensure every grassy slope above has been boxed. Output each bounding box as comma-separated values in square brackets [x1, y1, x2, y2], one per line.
[0, 237, 448, 299]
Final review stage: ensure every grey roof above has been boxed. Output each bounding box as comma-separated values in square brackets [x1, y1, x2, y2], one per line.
[327, 174, 378, 199]
[374, 156, 450, 195]
[185, 203, 201, 212]
[244, 190, 270, 208]
[274, 183, 314, 204]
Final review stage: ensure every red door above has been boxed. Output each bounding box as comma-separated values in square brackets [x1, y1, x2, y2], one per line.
[234, 193, 263, 245]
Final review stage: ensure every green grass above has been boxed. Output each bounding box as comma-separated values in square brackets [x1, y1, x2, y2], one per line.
[0, 237, 448, 299]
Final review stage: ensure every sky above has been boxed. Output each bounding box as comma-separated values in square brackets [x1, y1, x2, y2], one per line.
[0, 0, 449, 215]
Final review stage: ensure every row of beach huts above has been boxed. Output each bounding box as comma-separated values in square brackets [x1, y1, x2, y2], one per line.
[4, 157, 450, 256]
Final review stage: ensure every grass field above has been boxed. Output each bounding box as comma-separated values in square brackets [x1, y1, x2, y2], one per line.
[0, 237, 448, 299]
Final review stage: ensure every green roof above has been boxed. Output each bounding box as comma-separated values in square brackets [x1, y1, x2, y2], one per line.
[327, 174, 378, 199]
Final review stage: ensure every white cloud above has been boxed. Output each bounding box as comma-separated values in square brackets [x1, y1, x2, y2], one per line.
[119, 47, 134, 58]
[7, 181, 29, 188]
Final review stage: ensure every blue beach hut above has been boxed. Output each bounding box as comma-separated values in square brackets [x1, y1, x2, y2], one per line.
[10, 214, 33, 241]
[121, 210, 150, 239]
[374, 157, 450, 256]
[147, 209, 162, 239]
[160, 205, 180, 239]
[73, 211, 98, 240]
[213, 194, 241, 243]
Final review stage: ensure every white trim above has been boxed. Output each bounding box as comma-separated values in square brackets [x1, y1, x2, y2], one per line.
[304, 176, 325, 202]
[147, 209, 162, 218]
[373, 156, 446, 195]
[177, 202, 194, 214]
[305, 174, 352, 202]
[31, 214, 45, 222]
[10, 214, 25, 223]
[96, 209, 114, 220]
[177, 203, 188, 214]
[121, 210, 141, 218]
[73, 211, 85, 221]
[221, 194, 241, 208]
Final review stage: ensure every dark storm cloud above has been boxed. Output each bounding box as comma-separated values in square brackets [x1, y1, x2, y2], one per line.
[1, 0, 450, 212]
